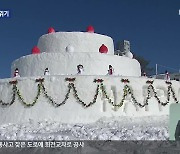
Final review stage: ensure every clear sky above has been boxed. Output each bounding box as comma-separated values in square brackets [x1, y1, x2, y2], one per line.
[0, 0, 180, 78]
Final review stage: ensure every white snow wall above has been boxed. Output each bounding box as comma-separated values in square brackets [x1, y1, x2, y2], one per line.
[0, 75, 179, 125]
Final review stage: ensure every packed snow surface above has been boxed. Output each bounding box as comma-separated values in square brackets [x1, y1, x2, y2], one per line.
[0, 116, 168, 140]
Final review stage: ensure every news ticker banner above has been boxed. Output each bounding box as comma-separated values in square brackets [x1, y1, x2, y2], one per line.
[0, 141, 84, 148]
[0, 10, 10, 18]
[0, 141, 179, 154]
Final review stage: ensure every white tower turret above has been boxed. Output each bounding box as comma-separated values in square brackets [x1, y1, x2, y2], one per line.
[116, 40, 133, 58]
[120, 40, 130, 53]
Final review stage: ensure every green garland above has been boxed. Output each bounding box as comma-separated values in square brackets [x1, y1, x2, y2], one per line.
[123, 84, 147, 108]
[41, 79, 100, 108]
[98, 79, 179, 109]
[41, 82, 69, 107]
[100, 83, 124, 108]
[0, 84, 16, 106]
[167, 84, 178, 104]
[144, 82, 178, 106]
[0, 78, 179, 109]
[71, 83, 99, 108]
[145, 84, 162, 106]
[16, 83, 41, 107]
[100, 83, 146, 108]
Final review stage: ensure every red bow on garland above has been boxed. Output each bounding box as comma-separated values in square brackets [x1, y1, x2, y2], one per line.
[36, 78, 44, 83]
[121, 79, 130, 83]
[93, 79, 104, 83]
[146, 80, 154, 84]
[65, 78, 76, 82]
[165, 81, 172, 85]
[9, 80, 18, 85]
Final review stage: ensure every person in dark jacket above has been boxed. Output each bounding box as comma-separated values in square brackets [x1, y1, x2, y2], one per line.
[175, 120, 180, 140]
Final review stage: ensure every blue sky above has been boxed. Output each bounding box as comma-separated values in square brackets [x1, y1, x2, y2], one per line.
[0, 0, 180, 78]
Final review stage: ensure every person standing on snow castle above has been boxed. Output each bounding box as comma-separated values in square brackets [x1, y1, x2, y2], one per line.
[77, 64, 84, 75]
[107, 65, 114, 75]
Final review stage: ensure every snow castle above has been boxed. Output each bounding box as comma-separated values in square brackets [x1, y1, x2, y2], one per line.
[0, 26, 179, 124]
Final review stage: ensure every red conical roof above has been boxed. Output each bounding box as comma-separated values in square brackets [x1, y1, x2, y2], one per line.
[32, 46, 40, 54]
[86, 25, 94, 33]
[48, 27, 55, 33]
[99, 44, 108, 53]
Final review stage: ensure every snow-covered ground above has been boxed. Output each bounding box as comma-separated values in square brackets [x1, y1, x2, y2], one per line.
[0, 115, 168, 140]
[1, 115, 180, 154]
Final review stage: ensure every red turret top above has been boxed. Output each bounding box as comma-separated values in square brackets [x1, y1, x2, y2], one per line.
[32, 46, 40, 54]
[48, 27, 55, 33]
[99, 44, 108, 53]
[86, 25, 94, 33]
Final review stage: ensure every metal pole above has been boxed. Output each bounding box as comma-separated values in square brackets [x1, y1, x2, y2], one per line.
[156, 64, 158, 78]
